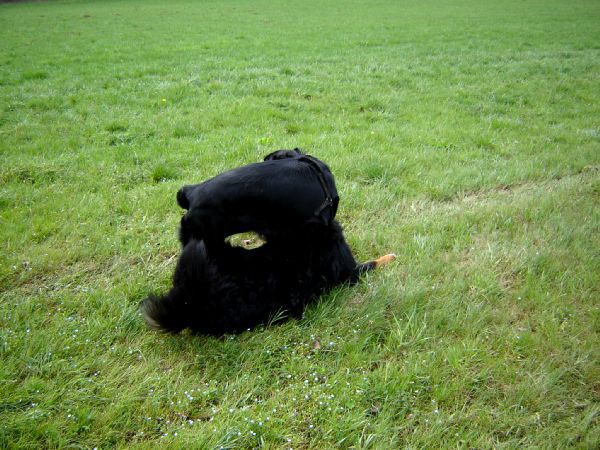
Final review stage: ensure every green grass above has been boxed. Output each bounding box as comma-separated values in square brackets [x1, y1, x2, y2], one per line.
[1, 0, 599, 447]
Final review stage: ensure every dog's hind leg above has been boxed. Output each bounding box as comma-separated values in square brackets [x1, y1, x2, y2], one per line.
[353, 253, 396, 279]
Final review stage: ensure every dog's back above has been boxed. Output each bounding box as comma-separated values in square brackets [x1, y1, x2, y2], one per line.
[177, 155, 338, 248]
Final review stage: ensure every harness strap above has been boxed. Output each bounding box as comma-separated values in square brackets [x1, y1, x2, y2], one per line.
[298, 156, 335, 217]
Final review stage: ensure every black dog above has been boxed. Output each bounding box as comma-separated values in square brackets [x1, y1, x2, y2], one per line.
[141, 149, 395, 334]
[141, 221, 395, 334]
[177, 148, 339, 251]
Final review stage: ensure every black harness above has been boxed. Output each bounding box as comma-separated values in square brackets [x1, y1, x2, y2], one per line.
[298, 156, 337, 218]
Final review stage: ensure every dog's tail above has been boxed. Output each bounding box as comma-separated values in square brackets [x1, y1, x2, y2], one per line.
[140, 289, 188, 333]
[141, 240, 210, 333]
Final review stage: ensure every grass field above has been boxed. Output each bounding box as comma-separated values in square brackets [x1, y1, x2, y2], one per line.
[1, 0, 599, 447]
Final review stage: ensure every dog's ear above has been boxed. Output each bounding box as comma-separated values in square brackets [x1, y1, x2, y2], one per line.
[263, 148, 304, 161]
[176, 186, 192, 210]
[263, 150, 282, 161]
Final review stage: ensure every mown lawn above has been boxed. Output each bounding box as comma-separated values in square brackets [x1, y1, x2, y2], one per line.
[1, 0, 599, 448]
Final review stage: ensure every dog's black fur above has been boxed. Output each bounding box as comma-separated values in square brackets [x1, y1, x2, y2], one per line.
[141, 221, 383, 335]
[141, 149, 394, 335]
[177, 148, 339, 251]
